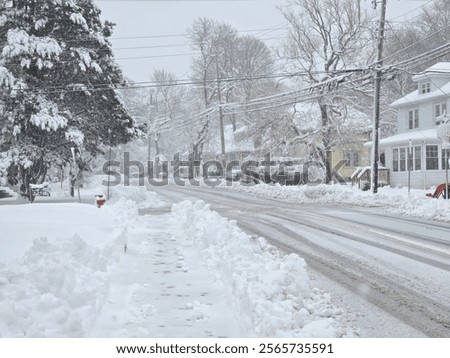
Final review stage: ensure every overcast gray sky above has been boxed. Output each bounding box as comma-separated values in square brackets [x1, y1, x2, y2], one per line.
[93, 0, 433, 82]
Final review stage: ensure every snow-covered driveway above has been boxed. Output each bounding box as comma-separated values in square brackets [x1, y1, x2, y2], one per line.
[149, 184, 450, 338]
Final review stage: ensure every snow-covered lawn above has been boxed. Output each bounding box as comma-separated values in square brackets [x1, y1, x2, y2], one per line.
[0, 182, 348, 338]
[0, 198, 129, 337]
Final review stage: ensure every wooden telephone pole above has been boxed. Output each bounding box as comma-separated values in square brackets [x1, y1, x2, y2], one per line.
[216, 58, 226, 169]
[148, 93, 155, 162]
[371, 0, 387, 194]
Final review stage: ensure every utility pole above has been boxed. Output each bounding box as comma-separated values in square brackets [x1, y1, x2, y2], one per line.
[148, 93, 154, 162]
[371, 0, 387, 194]
[408, 139, 412, 196]
[445, 148, 449, 199]
[215, 57, 226, 169]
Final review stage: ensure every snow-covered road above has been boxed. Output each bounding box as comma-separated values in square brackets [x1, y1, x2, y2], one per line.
[148, 184, 450, 338]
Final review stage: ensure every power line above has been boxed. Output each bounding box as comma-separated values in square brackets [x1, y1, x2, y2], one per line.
[114, 43, 191, 51]
[3, 2, 449, 130]
[94, 25, 288, 42]
[386, 0, 434, 21]
[116, 52, 199, 60]
[384, 23, 450, 99]
[112, 34, 287, 50]
[157, 44, 450, 135]
[382, 24, 450, 64]
[23, 71, 307, 95]
[15, 42, 450, 108]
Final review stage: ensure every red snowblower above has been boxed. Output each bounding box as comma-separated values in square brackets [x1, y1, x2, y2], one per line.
[426, 183, 450, 199]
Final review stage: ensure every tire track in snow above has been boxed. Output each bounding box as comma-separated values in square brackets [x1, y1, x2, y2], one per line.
[237, 219, 450, 338]
[266, 211, 450, 271]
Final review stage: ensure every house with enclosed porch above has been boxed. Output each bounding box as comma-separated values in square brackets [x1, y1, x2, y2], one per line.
[379, 62, 450, 189]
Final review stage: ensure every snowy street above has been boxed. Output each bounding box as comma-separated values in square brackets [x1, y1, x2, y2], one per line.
[1, 179, 450, 338]
[149, 183, 450, 337]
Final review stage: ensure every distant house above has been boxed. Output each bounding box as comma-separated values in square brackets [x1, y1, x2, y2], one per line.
[332, 133, 371, 183]
[380, 62, 450, 189]
[214, 124, 254, 163]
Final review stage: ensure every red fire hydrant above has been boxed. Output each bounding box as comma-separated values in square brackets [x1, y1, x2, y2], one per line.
[95, 194, 107, 208]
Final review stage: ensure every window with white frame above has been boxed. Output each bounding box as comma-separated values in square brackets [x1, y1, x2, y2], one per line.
[435, 102, 447, 120]
[441, 148, 450, 170]
[414, 146, 421, 170]
[426, 145, 439, 170]
[393, 146, 421, 172]
[399, 148, 406, 171]
[393, 148, 399, 172]
[421, 82, 431, 94]
[408, 108, 419, 129]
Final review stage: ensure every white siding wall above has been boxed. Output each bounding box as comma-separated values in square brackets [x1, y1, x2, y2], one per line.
[397, 103, 434, 133]
[419, 102, 433, 130]
[389, 170, 447, 189]
[396, 107, 408, 133]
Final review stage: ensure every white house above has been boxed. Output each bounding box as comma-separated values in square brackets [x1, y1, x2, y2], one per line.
[380, 62, 450, 189]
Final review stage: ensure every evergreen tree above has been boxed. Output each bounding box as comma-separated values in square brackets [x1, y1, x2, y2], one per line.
[0, 0, 135, 192]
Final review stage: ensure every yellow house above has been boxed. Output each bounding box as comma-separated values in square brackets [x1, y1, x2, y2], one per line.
[331, 135, 371, 182]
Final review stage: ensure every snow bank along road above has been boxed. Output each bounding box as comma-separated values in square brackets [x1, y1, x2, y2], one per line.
[147, 184, 450, 338]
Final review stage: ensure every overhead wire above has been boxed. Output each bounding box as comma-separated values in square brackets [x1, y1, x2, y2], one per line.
[386, 0, 434, 22]
[24, 69, 333, 95]
[11, 40, 449, 137]
[3, 0, 449, 136]
[162, 40, 450, 134]
[382, 24, 450, 64]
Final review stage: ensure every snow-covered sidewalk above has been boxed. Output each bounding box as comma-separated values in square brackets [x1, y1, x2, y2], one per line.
[90, 211, 244, 337]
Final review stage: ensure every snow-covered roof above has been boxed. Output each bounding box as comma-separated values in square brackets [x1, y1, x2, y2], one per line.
[351, 166, 388, 179]
[223, 124, 254, 153]
[412, 62, 450, 82]
[391, 62, 450, 108]
[390, 81, 450, 108]
[351, 166, 370, 179]
[365, 128, 441, 147]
